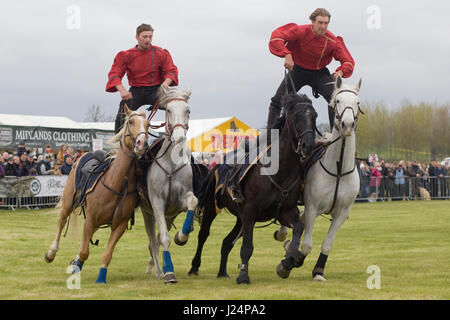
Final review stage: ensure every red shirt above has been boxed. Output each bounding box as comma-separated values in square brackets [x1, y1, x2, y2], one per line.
[106, 45, 178, 92]
[269, 23, 355, 78]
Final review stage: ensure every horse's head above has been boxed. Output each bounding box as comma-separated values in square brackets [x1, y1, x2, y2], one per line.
[158, 87, 192, 145]
[281, 93, 318, 159]
[331, 76, 363, 137]
[120, 105, 149, 157]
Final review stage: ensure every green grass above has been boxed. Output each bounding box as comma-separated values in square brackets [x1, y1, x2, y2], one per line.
[0, 200, 449, 300]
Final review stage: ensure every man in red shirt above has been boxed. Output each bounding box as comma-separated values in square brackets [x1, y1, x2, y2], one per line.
[106, 23, 179, 133]
[268, 8, 355, 130]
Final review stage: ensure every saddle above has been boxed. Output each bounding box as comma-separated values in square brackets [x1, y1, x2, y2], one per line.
[73, 151, 112, 210]
[137, 137, 209, 207]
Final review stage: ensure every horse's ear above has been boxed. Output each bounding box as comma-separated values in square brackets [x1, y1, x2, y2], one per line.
[123, 103, 131, 116]
[355, 78, 362, 92]
[185, 87, 192, 100]
[335, 75, 343, 90]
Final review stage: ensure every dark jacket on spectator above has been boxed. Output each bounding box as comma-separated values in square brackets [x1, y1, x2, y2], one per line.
[4, 163, 18, 176]
[61, 163, 73, 175]
[0, 163, 5, 177]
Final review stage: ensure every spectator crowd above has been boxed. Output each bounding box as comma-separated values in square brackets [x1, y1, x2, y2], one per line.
[358, 153, 450, 201]
[0, 142, 86, 178]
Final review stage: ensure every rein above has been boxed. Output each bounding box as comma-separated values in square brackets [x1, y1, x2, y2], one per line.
[99, 114, 145, 228]
[318, 89, 361, 214]
[148, 96, 190, 205]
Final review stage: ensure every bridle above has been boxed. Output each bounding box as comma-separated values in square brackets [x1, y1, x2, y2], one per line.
[147, 97, 191, 205]
[285, 104, 316, 158]
[120, 113, 148, 158]
[330, 89, 364, 132]
[148, 98, 190, 140]
[282, 68, 317, 158]
[319, 88, 364, 215]
[100, 112, 148, 228]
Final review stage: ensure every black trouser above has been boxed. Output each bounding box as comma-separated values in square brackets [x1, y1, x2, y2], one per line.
[269, 64, 335, 129]
[115, 85, 160, 133]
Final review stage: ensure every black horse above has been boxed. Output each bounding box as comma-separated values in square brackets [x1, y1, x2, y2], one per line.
[188, 93, 318, 284]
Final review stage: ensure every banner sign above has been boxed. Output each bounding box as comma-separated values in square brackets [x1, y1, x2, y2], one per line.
[0, 125, 114, 152]
[0, 175, 68, 198]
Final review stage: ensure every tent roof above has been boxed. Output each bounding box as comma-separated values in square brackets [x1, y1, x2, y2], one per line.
[0, 114, 243, 138]
[149, 117, 233, 140]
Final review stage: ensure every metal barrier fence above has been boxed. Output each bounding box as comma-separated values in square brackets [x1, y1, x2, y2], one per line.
[0, 195, 60, 210]
[1, 175, 448, 210]
[0, 175, 65, 210]
[357, 176, 450, 201]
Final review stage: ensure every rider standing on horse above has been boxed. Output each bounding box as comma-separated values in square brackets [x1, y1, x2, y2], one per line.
[106, 23, 179, 134]
[267, 8, 355, 130]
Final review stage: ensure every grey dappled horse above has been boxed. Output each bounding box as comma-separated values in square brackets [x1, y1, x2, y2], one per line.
[140, 87, 198, 283]
[276, 76, 362, 281]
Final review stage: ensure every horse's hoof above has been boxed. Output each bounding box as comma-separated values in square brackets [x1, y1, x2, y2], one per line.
[217, 272, 230, 278]
[164, 272, 178, 284]
[188, 268, 199, 276]
[236, 274, 250, 285]
[274, 230, 287, 242]
[174, 231, 188, 246]
[313, 274, 326, 282]
[44, 252, 54, 263]
[276, 262, 291, 279]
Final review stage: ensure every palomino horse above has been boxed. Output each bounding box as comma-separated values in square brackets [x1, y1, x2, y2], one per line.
[44, 106, 149, 283]
[188, 93, 318, 284]
[275, 76, 362, 281]
[140, 87, 199, 284]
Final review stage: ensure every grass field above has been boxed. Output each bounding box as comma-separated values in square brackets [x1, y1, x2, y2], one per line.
[0, 200, 449, 300]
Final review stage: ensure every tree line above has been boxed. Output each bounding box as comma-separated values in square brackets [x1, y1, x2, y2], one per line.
[356, 100, 449, 162]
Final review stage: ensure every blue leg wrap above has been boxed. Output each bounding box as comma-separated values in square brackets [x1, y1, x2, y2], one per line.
[96, 267, 108, 284]
[72, 259, 84, 273]
[182, 210, 194, 235]
[162, 251, 174, 274]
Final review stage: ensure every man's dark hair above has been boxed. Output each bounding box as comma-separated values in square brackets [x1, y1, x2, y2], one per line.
[136, 23, 154, 35]
[309, 8, 331, 21]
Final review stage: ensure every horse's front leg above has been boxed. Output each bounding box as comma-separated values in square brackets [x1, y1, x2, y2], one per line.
[174, 191, 198, 246]
[312, 207, 350, 282]
[150, 196, 177, 284]
[141, 205, 163, 279]
[236, 210, 255, 285]
[277, 207, 305, 279]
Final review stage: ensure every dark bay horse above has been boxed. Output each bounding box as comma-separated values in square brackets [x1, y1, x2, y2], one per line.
[44, 106, 149, 284]
[188, 93, 318, 284]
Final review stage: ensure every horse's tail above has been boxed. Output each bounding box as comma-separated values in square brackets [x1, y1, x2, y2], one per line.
[67, 206, 82, 244]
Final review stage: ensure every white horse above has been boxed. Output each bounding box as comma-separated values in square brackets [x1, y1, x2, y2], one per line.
[140, 87, 198, 284]
[276, 76, 362, 281]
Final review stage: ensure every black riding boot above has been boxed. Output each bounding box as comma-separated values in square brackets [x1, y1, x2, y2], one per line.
[328, 106, 335, 132]
[267, 104, 282, 129]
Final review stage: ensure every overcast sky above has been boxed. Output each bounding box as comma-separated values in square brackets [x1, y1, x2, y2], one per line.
[1, 0, 449, 128]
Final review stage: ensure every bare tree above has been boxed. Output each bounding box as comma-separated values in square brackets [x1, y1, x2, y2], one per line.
[84, 104, 108, 122]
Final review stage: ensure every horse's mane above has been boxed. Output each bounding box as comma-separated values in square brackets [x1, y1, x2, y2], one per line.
[110, 110, 146, 144]
[105, 110, 145, 160]
[157, 87, 191, 108]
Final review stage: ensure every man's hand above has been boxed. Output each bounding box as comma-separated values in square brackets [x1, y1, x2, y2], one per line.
[161, 78, 173, 89]
[332, 70, 344, 79]
[115, 84, 132, 100]
[284, 54, 294, 71]
[120, 89, 133, 101]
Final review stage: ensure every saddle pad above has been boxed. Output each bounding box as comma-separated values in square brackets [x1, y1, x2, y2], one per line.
[214, 144, 272, 195]
[73, 152, 111, 209]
